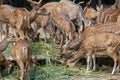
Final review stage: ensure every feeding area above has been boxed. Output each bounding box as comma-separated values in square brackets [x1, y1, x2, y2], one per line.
[0, 0, 120, 80]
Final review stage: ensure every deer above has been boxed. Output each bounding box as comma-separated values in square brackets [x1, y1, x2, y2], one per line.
[61, 22, 120, 61]
[29, 0, 86, 35]
[58, 0, 87, 33]
[28, 0, 77, 44]
[67, 32, 120, 75]
[9, 4, 47, 42]
[83, 0, 98, 26]
[0, 4, 15, 40]
[105, 9, 120, 23]
[45, 24, 64, 48]
[0, 34, 18, 77]
[52, 13, 76, 42]
[0, 34, 18, 52]
[11, 39, 37, 80]
[96, 0, 119, 24]
[83, 0, 119, 25]
[84, 7, 98, 26]
[65, 22, 120, 74]
[61, 37, 82, 61]
[0, 5, 15, 23]
[0, 53, 14, 77]
[27, 7, 64, 48]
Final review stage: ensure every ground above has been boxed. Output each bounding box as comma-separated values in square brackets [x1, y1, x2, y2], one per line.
[1, 39, 120, 80]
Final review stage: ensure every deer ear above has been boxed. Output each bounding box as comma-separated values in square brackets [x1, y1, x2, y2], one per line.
[100, 4, 103, 9]
[96, 4, 103, 11]
[96, 5, 99, 11]
[33, 56, 38, 61]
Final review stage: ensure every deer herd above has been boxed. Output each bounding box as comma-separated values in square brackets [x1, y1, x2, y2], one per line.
[0, 0, 120, 79]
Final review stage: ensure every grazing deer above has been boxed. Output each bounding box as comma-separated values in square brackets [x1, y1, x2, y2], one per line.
[11, 39, 36, 80]
[0, 34, 17, 77]
[61, 22, 120, 64]
[61, 37, 82, 61]
[67, 32, 120, 75]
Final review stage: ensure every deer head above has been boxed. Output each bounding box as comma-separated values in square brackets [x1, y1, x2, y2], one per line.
[6, 34, 19, 42]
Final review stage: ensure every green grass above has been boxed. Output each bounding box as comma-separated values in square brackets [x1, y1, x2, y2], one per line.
[1, 39, 120, 80]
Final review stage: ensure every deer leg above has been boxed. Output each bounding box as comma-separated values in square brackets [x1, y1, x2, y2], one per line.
[117, 56, 120, 73]
[89, 57, 92, 69]
[92, 54, 96, 71]
[0, 22, 3, 41]
[69, 32, 74, 42]
[112, 54, 119, 75]
[6, 24, 9, 36]
[0, 26, 2, 41]
[0, 66, 2, 78]
[42, 27, 47, 43]
[17, 60, 24, 80]
[66, 34, 69, 43]
[76, 17, 84, 34]
[44, 31, 47, 43]
[86, 55, 92, 71]
[26, 62, 30, 80]
[16, 66, 20, 79]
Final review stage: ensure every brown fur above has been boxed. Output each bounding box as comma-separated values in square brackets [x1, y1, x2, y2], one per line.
[30, 0, 84, 44]
[0, 5, 15, 40]
[84, 7, 98, 25]
[67, 33, 120, 74]
[52, 13, 76, 42]
[117, 15, 120, 22]
[11, 39, 35, 80]
[82, 22, 120, 40]
[0, 34, 18, 52]
[98, 6, 116, 23]
[0, 5, 15, 23]
[61, 37, 82, 61]
[61, 22, 120, 61]
[9, 6, 46, 42]
[106, 9, 120, 23]
[9, 8, 31, 40]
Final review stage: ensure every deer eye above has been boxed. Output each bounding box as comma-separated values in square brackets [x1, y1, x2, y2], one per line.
[11, 35, 15, 38]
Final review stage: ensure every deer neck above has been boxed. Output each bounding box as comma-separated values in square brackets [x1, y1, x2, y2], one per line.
[30, 8, 39, 23]
[0, 38, 10, 52]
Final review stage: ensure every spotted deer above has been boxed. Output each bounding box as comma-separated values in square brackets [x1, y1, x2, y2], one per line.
[67, 32, 120, 75]
[11, 39, 36, 80]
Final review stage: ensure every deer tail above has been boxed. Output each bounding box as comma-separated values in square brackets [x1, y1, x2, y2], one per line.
[22, 46, 28, 60]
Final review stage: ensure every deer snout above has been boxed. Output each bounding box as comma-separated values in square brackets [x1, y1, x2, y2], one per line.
[32, 33, 40, 42]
